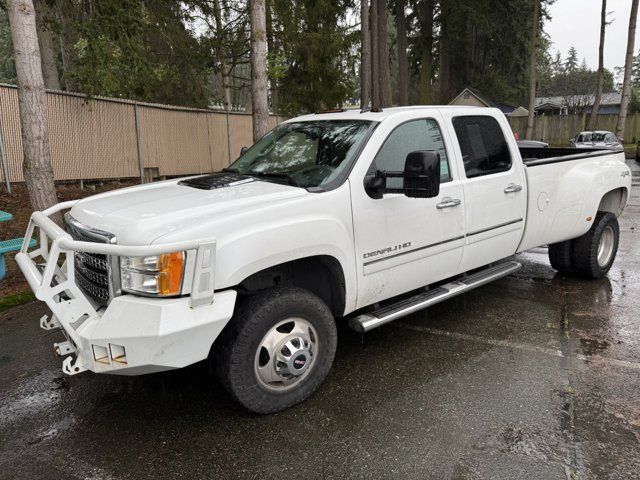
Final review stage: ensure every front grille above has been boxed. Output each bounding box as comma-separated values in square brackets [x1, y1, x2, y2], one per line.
[65, 215, 113, 306]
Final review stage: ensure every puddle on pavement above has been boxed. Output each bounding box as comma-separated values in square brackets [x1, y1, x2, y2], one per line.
[0, 369, 67, 426]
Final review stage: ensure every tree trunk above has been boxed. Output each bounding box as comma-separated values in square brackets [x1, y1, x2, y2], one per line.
[360, 0, 371, 108]
[587, 0, 607, 130]
[213, 0, 231, 111]
[525, 0, 540, 140]
[378, 0, 391, 106]
[616, 0, 639, 141]
[419, 0, 433, 104]
[266, 0, 278, 115]
[438, 1, 451, 104]
[250, 0, 269, 141]
[6, 0, 58, 212]
[57, 6, 76, 92]
[396, 0, 408, 105]
[33, 0, 60, 90]
[370, 0, 380, 110]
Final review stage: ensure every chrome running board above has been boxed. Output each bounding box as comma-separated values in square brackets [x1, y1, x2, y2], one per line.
[348, 261, 522, 333]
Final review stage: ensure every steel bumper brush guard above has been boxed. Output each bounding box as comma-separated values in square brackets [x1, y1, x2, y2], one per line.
[15, 201, 237, 376]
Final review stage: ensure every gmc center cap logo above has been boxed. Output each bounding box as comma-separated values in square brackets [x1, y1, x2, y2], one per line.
[293, 355, 307, 369]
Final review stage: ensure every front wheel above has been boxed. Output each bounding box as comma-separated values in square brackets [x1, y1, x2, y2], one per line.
[570, 212, 620, 279]
[215, 287, 337, 414]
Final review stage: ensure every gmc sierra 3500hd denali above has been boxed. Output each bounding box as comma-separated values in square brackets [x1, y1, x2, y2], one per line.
[17, 106, 631, 413]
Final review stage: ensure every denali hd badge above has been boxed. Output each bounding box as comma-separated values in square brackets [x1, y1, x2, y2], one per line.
[363, 242, 412, 260]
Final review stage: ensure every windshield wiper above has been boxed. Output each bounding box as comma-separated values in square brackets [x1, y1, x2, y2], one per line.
[222, 167, 240, 173]
[248, 171, 300, 188]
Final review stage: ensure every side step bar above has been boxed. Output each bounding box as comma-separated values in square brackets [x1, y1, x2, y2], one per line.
[348, 261, 522, 333]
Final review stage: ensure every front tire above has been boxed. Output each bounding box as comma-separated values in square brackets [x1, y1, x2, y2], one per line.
[570, 212, 619, 279]
[215, 287, 337, 414]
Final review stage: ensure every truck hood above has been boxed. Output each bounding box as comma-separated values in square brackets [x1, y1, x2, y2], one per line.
[69, 178, 307, 245]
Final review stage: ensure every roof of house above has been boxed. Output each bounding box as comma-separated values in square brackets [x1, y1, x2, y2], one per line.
[535, 92, 621, 107]
[509, 106, 530, 117]
[494, 103, 517, 114]
[535, 101, 565, 111]
[449, 87, 494, 107]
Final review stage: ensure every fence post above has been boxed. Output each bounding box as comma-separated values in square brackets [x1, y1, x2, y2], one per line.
[0, 122, 10, 193]
[226, 112, 232, 165]
[134, 103, 145, 183]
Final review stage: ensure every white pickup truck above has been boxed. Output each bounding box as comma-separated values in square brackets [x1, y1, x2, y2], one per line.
[17, 106, 631, 413]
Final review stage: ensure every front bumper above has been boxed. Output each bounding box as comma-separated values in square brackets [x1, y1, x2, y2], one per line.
[16, 201, 236, 375]
[51, 291, 237, 375]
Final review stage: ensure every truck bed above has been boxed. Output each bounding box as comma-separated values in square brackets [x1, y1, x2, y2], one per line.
[517, 147, 628, 253]
[519, 147, 613, 167]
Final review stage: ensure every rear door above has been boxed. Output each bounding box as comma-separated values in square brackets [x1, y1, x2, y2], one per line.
[444, 113, 527, 272]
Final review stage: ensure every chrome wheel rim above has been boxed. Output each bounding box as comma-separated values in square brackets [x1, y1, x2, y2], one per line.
[254, 317, 318, 392]
[597, 225, 615, 267]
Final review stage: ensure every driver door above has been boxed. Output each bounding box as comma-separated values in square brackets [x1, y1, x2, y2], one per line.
[351, 116, 466, 308]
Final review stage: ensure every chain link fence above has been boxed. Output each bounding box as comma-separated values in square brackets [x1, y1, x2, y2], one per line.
[0, 84, 284, 190]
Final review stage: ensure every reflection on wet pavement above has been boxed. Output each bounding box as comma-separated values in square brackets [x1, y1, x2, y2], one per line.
[1, 161, 640, 479]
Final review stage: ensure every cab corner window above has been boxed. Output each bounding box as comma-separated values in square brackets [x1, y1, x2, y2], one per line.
[371, 118, 451, 189]
[452, 116, 511, 178]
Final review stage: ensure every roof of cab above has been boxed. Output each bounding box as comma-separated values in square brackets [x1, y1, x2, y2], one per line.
[285, 105, 502, 123]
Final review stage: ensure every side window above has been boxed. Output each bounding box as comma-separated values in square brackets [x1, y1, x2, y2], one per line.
[371, 119, 450, 189]
[452, 116, 511, 178]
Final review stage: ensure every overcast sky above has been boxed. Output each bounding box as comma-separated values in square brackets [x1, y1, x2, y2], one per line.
[546, 0, 640, 74]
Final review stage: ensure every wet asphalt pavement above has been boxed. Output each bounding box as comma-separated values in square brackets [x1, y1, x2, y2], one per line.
[2, 163, 640, 480]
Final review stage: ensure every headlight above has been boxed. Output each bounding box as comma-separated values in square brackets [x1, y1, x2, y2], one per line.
[120, 252, 185, 296]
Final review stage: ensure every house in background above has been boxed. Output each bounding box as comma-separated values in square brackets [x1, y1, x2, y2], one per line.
[534, 99, 567, 116]
[534, 92, 621, 116]
[449, 87, 528, 117]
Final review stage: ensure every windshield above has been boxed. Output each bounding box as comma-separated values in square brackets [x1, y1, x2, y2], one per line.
[228, 120, 373, 188]
[578, 133, 607, 143]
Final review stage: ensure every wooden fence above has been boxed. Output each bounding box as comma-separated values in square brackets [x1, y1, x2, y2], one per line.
[0, 84, 284, 187]
[3, 85, 638, 189]
[508, 113, 640, 146]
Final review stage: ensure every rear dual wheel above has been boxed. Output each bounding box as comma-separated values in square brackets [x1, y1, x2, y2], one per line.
[548, 212, 619, 279]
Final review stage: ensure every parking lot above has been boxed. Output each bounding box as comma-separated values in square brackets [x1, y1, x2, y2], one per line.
[1, 160, 639, 480]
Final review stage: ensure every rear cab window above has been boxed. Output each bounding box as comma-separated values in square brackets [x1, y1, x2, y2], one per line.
[452, 116, 511, 178]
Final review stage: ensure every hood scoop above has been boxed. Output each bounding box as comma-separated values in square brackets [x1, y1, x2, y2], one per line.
[178, 172, 255, 190]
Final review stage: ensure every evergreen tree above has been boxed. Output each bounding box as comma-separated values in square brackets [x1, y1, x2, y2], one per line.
[580, 58, 589, 72]
[631, 50, 640, 84]
[565, 46, 579, 72]
[0, 8, 16, 84]
[551, 51, 563, 75]
[272, 0, 356, 114]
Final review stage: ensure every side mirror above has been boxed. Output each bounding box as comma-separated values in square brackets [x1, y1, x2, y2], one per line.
[364, 150, 441, 199]
[240, 146, 249, 156]
[402, 150, 440, 198]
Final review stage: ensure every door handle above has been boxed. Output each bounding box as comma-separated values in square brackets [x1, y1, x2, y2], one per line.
[436, 197, 462, 209]
[504, 183, 523, 193]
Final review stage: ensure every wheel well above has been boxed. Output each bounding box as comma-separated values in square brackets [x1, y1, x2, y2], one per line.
[237, 256, 346, 317]
[598, 187, 628, 217]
